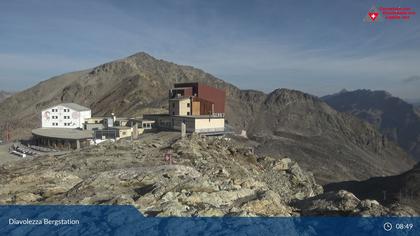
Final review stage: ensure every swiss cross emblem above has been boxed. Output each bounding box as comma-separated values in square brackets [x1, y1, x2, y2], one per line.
[369, 12, 379, 21]
[364, 6, 383, 23]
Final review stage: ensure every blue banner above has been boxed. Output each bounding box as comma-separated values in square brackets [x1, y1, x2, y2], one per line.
[0, 205, 418, 236]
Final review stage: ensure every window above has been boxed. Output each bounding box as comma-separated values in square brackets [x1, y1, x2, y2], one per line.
[64, 109, 70, 112]
[187, 103, 190, 107]
[187, 112, 190, 115]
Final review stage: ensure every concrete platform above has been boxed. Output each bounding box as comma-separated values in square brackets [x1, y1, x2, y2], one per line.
[32, 128, 93, 140]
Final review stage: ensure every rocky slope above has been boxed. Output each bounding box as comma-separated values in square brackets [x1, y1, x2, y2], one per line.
[325, 163, 420, 213]
[0, 53, 242, 138]
[0, 53, 415, 184]
[247, 89, 415, 184]
[0, 132, 415, 216]
[323, 89, 420, 161]
[0, 90, 13, 103]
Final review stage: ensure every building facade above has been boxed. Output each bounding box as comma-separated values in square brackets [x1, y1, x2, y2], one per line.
[169, 83, 225, 116]
[145, 82, 226, 135]
[169, 97, 192, 116]
[41, 103, 91, 129]
[144, 114, 225, 134]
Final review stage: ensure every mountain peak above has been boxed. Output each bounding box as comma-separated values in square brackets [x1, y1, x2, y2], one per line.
[339, 88, 348, 94]
[266, 88, 319, 105]
[127, 51, 155, 60]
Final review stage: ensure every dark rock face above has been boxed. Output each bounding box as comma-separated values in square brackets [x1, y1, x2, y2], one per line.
[0, 53, 415, 185]
[323, 89, 420, 161]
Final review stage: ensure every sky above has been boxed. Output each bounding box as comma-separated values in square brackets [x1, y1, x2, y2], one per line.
[0, 0, 419, 100]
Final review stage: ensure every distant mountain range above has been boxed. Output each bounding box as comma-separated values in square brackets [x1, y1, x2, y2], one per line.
[0, 52, 415, 184]
[0, 90, 14, 103]
[323, 89, 420, 161]
[236, 88, 414, 184]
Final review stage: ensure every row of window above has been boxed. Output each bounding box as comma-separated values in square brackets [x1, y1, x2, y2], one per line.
[171, 103, 191, 108]
[51, 108, 71, 112]
[171, 111, 190, 115]
[51, 116, 71, 119]
[52, 122, 72, 126]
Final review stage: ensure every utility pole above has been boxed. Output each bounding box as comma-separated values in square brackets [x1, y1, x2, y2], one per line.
[3, 122, 11, 143]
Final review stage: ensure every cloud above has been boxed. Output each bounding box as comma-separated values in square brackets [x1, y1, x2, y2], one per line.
[402, 75, 420, 83]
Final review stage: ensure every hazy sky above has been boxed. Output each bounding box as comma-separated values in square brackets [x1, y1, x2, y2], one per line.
[1, 0, 419, 99]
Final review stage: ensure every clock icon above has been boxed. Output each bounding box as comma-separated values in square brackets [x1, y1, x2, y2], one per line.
[384, 222, 393, 231]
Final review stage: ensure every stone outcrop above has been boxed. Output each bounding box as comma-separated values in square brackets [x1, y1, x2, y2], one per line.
[294, 190, 418, 216]
[0, 132, 416, 216]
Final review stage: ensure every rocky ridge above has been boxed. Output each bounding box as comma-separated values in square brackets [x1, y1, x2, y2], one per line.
[323, 89, 420, 161]
[249, 89, 414, 184]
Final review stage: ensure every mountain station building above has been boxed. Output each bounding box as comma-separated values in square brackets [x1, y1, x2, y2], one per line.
[144, 82, 226, 135]
[41, 103, 91, 129]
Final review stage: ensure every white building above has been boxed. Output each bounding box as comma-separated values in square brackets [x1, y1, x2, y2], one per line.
[41, 103, 91, 129]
